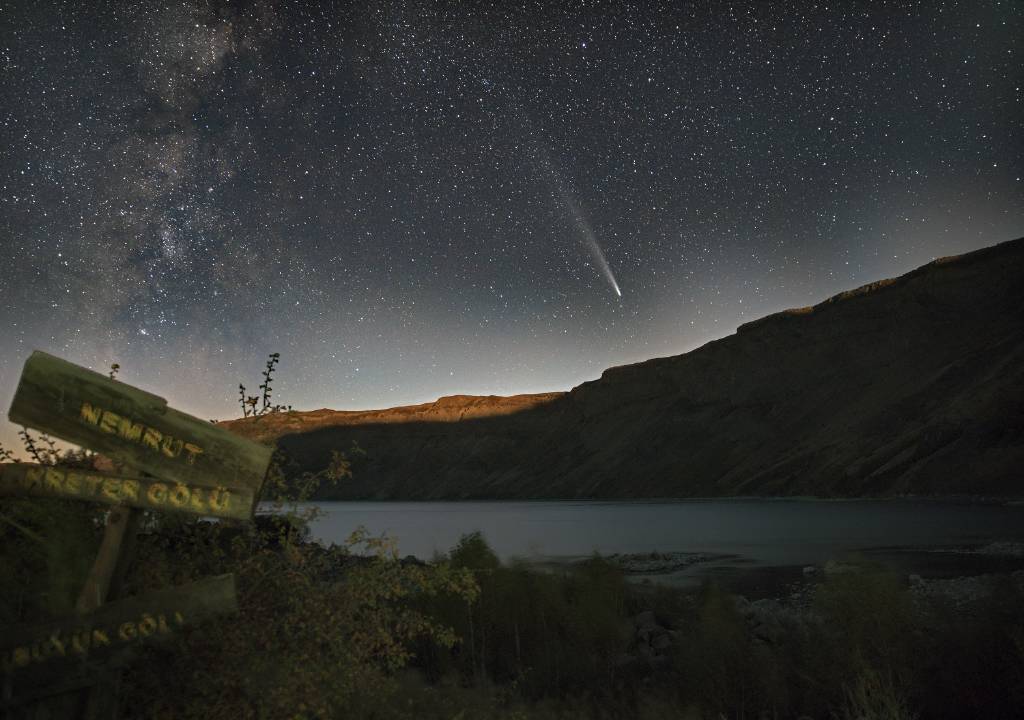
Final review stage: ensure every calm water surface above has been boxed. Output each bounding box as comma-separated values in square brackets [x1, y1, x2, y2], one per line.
[303, 499, 1024, 577]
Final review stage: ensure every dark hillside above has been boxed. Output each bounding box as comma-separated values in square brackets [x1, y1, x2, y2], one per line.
[223, 237, 1024, 499]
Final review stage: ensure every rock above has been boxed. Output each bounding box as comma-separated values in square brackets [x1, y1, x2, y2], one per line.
[628, 610, 676, 663]
[802, 565, 817, 576]
[605, 551, 713, 574]
[735, 597, 818, 645]
[974, 541, 1024, 557]
[752, 619, 785, 644]
[634, 610, 658, 631]
[909, 570, 1024, 611]
[909, 573, 923, 585]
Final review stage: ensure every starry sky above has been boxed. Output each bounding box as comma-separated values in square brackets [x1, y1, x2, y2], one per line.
[1, 1, 1021, 453]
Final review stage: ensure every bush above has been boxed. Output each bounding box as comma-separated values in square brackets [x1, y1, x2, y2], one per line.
[678, 581, 763, 718]
[119, 521, 477, 719]
[415, 534, 631, 703]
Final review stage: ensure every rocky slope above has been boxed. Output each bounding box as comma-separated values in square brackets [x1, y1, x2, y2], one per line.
[222, 237, 1024, 499]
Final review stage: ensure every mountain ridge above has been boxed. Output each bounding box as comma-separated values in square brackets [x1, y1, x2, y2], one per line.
[222, 237, 1024, 499]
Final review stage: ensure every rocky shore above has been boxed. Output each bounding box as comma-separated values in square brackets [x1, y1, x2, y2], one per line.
[908, 569, 1024, 610]
[937, 540, 1024, 557]
[600, 551, 723, 574]
[614, 560, 1024, 672]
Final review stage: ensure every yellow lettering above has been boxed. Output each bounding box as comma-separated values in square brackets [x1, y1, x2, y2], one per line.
[80, 402, 102, 425]
[47, 634, 66, 656]
[91, 629, 110, 647]
[161, 436, 183, 458]
[209, 488, 231, 512]
[43, 468, 63, 493]
[189, 490, 206, 512]
[101, 478, 121, 502]
[65, 471, 82, 495]
[147, 482, 168, 505]
[183, 443, 204, 464]
[24, 466, 44, 489]
[138, 614, 157, 637]
[169, 484, 190, 507]
[121, 479, 140, 502]
[83, 473, 104, 496]
[70, 632, 90, 655]
[99, 410, 121, 434]
[142, 427, 162, 450]
[118, 418, 145, 443]
[12, 646, 30, 667]
[118, 622, 136, 641]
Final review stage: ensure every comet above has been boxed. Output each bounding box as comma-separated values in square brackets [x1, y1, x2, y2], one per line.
[554, 184, 622, 297]
[532, 144, 622, 298]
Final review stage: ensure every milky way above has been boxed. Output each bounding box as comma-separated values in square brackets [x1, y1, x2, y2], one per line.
[1, 1, 1021, 452]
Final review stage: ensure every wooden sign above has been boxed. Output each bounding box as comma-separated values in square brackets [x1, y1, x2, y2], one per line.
[8, 351, 273, 513]
[3, 352, 268, 714]
[1, 575, 237, 704]
[2, 575, 237, 673]
[0, 463, 255, 521]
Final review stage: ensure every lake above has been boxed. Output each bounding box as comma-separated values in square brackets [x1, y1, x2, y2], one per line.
[301, 499, 1024, 590]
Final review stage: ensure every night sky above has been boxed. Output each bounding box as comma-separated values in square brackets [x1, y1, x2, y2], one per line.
[1, 1, 1021, 452]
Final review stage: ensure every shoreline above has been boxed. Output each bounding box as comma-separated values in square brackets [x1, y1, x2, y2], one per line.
[529, 541, 1024, 600]
[294, 493, 1024, 507]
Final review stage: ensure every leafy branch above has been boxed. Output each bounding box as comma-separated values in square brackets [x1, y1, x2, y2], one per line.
[264, 444, 362, 507]
[259, 352, 280, 415]
[18, 427, 61, 466]
[15, 429, 97, 468]
[239, 352, 291, 419]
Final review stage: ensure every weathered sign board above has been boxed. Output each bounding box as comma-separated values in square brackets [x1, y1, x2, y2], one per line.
[2, 351, 274, 715]
[1, 574, 237, 675]
[0, 463, 256, 521]
[8, 351, 273, 510]
[1, 575, 237, 707]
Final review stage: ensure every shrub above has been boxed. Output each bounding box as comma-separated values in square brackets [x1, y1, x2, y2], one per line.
[119, 521, 477, 719]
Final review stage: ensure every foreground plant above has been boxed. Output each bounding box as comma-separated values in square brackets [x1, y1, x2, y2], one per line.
[118, 518, 477, 718]
[238, 352, 291, 419]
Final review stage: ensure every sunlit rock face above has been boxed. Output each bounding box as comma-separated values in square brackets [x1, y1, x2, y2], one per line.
[223, 237, 1024, 500]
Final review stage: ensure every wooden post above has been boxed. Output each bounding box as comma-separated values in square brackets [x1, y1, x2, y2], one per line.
[76, 508, 141, 614]
[2, 508, 142, 720]
[76, 507, 143, 720]
[2, 352, 265, 717]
